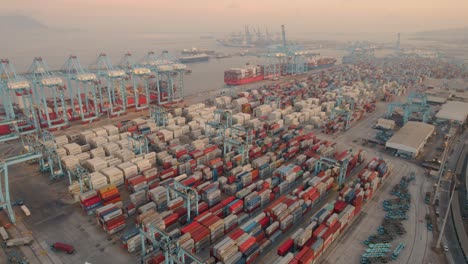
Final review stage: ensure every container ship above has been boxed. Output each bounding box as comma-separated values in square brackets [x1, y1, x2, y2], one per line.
[179, 54, 210, 63]
[225, 57, 336, 85]
[224, 64, 264, 85]
[181, 48, 215, 55]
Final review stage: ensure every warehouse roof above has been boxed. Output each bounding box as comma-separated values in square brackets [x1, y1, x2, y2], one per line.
[386, 121, 435, 154]
[435, 101, 468, 124]
[427, 95, 447, 104]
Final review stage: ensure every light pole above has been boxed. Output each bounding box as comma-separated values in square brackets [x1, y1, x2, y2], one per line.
[435, 173, 456, 249]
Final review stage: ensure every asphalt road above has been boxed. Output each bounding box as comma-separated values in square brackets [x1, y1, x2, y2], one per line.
[320, 99, 439, 264]
[442, 132, 467, 264]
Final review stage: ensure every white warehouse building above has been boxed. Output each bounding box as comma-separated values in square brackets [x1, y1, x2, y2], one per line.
[385, 121, 435, 158]
[435, 101, 468, 125]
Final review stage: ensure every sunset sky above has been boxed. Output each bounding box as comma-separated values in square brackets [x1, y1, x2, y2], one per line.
[2, 0, 468, 33]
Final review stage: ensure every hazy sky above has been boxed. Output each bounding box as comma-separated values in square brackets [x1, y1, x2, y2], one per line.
[3, 0, 468, 33]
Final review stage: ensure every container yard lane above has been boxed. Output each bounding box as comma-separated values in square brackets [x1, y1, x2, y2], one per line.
[1, 55, 465, 264]
[318, 95, 438, 264]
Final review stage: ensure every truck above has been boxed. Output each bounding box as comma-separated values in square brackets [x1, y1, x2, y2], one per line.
[424, 192, 431, 204]
[4, 236, 34, 247]
[425, 214, 433, 231]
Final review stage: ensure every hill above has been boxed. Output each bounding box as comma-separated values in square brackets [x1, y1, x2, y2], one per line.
[0, 15, 47, 31]
[411, 27, 468, 41]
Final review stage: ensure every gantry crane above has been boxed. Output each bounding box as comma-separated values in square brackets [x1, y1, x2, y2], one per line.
[0, 120, 19, 143]
[27, 57, 69, 130]
[1, 151, 42, 224]
[150, 105, 169, 127]
[264, 95, 281, 109]
[264, 25, 310, 77]
[140, 224, 204, 264]
[67, 165, 90, 192]
[229, 125, 254, 146]
[330, 108, 352, 130]
[165, 180, 199, 223]
[0, 59, 39, 134]
[264, 53, 285, 79]
[21, 130, 65, 180]
[156, 51, 187, 103]
[119, 52, 152, 110]
[386, 93, 431, 124]
[94, 53, 127, 116]
[205, 110, 232, 138]
[314, 156, 350, 189]
[128, 133, 149, 155]
[223, 137, 248, 165]
[61, 55, 100, 123]
[142, 51, 186, 105]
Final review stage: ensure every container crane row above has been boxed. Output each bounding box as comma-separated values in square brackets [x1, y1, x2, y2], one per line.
[93, 53, 127, 117]
[27, 57, 69, 130]
[119, 52, 153, 111]
[0, 59, 39, 134]
[61, 55, 100, 123]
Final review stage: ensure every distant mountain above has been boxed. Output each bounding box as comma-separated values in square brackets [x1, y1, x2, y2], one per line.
[0, 15, 47, 31]
[411, 27, 468, 41]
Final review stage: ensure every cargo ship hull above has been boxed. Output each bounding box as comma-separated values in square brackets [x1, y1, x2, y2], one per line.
[224, 59, 336, 85]
[179, 55, 210, 63]
[313, 62, 336, 70]
[225, 75, 264, 86]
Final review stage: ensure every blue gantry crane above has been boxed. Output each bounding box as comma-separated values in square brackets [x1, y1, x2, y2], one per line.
[27, 57, 69, 130]
[94, 53, 127, 116]
[0, 120, 19, 143]
[156, 51, 187, 103]
[61, 55, 100, 123]
[127, 133, 149, 155]
[67, 165, 90, 192]
[206, 110, 232, 138]
[230, 125, 254, 146]
[142, 51, 186, 105]
[386, 92, 431, 124]
[329, 107, 352, 131]
[0, 59, 39, 134]
[0, 151, 42, 224]
[264, 25, 311, 77]
[165, 180, 199, 223]
[150, 105, 169, 127]
[140, 224, 204, 264]
[315, 156, 350, 189]
[119, 52, 153, 110]
[224, 137, 248, 165]
[22, 131, 65, 180]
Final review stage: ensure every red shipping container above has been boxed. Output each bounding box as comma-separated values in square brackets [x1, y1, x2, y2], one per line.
[295, 247, 309, 261]
[222, 196, 236, 206]
[321, 228, 333, 241]
[0, 125, 12, 135]
[176, 149, 188, 159]
[128, 175, 146, 186]
[246, 251, 260, 264]
[198, 202, 209, 214]
[164, 213, 179, 227]
[277, 238, 294, 256]
[258, 217, 270, 229]
[313, 224, 327, 239]
[180, 222, 199, 235]
[239, 237, 256, 253]
[229, 229, 245, 240]
[82, 196, 101, 207]
[334, 201, 347, 213]
[298, 248, 314, 264]
[255, 232, 265, 243]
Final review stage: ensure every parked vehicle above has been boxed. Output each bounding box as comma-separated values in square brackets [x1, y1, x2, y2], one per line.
[5, 236, 33, 247]
[51, 242, 75, 254]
